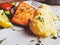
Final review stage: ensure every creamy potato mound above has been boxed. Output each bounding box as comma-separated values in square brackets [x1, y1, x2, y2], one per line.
[29, 4, 57, 37]
[37, 4, 57, 23]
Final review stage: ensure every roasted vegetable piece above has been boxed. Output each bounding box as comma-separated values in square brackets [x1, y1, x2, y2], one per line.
[0, 2, 12, 10]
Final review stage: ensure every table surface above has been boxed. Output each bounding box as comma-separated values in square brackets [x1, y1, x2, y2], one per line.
[52, 6, 60, 9]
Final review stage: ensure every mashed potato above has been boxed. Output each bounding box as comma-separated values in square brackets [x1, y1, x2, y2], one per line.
[29, 4, 57, 37]
[37, 4, 57, 23]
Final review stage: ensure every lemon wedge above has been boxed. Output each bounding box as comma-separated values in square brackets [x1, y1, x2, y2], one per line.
[0, 10, 13, 28]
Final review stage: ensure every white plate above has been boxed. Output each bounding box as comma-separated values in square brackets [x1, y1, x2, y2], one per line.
[0, 1, 60, 45]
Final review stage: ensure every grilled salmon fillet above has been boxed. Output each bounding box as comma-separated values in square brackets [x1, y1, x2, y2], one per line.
[11, 2, 36, 26]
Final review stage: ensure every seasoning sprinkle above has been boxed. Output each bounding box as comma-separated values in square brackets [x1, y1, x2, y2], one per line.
[0, 27, 3, 30]
[30, 40, 34, 42]
[0, 38, 6, 44]
[57, 31, 60, 38]
[36, 38, 42, 45]
[38, 39, 41, 43]
[16, 44, 18, 45]
[51, 36, 57, 39]
[11, 28, 16, 31]
[10, 28, 23, 32]
[36, 43, 40, 45]
[57, 16, 60, 18]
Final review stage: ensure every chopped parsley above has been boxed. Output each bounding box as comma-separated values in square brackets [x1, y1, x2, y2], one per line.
[0, 38, 6, 44]
[30, 40, 34, 42]
[51, 36, 57, 39]
[38, 16, 41, 20]
[35, 38, 43, 45]
[57, 31, 60, 38]
[57, 16, 60, 18]
[37, 16, 44, 22]
[11, 28, 16, 31]
[51, 30, 60, 39]
[37, 38, 41, 43]
[10, 28, 23, 32]
[36, 43, 40, 45]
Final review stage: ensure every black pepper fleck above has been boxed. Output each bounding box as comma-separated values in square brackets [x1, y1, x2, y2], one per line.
[0, 38, 6, 44]
[16, 44, 18, 45]
[57, 16, 60, 18]
[36, 43, 40, 45]
[38, 40, 41, 43]
[51, 36, 57, 39]
[30, 40, 34, 42]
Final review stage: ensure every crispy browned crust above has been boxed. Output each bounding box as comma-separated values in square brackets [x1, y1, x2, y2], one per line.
[11, 1, 36, 26]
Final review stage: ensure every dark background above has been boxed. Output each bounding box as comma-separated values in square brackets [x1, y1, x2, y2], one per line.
[0, 0, 60, 5]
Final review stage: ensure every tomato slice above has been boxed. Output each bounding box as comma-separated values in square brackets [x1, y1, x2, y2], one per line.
[0, 2, 12, 10]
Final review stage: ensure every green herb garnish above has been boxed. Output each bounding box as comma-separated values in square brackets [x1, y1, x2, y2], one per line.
[37, 16, 44, 22]
[36, 43, 40, 45]
[11, 28, 16, 31]
[0, 38, 6, 44]
[10, 28, 23, 32]
[30, 40, 34, 42]
[38, 40, 41, 43]
[57, 31, 60, 38]
[51, 36, 57, 39]
[57, 16, 60, 18]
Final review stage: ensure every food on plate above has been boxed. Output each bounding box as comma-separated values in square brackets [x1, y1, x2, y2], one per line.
[0, 10, 13, 28]
[11, 2, 36, 26]
[4, 10, 10, 15]
[29, 4, 57, 37]
[37, 4, 57, 23]
[29, 15, 57, 37]
[10, 7, 17, 15]
[0, 1, 57, 38]
[11, 2, 16, 6]
[0, 2, 13, 10]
